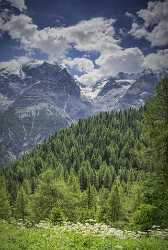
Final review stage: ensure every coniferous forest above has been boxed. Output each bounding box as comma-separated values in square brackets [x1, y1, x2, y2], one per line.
[0, 78, 168, 249]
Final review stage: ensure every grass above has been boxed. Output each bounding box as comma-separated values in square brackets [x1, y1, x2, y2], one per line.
[0, 220, 168, 250]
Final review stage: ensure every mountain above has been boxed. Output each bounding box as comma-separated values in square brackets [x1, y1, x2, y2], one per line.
[0, 60, 166, 166]
[92, 78, 134, 112]
[0, 62, 91, 165]
[117, 69, 164, 109]
[2, 108, 146, 224]
[91, 69, 166, 112]
[1, 72, 168, 247]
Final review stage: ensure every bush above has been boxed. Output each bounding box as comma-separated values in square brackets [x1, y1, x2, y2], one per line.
[50, 207, 65, 225]
[133, 204, 159, 231]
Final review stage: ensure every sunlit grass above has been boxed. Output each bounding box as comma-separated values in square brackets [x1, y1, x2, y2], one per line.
[0, 220, 168, 250]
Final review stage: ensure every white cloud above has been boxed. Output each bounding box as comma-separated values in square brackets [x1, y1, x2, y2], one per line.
[130, 0, 168, 47]
[7, 0, 27, 11]
[63, 17, 119, 53]
[0, 57, 43, 75]
[63, 57, 94, 73]
[0, 57, 28, 72]
[76, 69, 103, 85]
[0, 7, 12, 29]
[144, 49, 168, 71]
[1, 14, 37, 41]
[0, 0, 27, 35]
[2, 3, 167, 86]
[1, 13, 146, 85]
[125, 12, 135, 19]
[76, 47, 145, 85]
[96, 47, 144, 75]
[1, 15, 120, 61]
[0, 16, 4, 28]
[137, 1, 168, 27]
[0, 11, 121, 84]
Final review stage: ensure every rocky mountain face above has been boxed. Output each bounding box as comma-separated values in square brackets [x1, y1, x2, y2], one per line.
[0, 62, 91, 165]
[87, 69, 166, 113]
[91, 78, 134, 112]
[0, 61, 166, 166]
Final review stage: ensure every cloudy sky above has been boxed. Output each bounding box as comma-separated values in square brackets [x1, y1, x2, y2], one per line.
[0, 0, 168, 85]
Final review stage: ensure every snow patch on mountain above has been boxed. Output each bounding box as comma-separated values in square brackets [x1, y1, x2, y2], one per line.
[93, 80, 133, 112]
[0, 61, 166, 166]
[0, 93, 14, 110]
[80, 79, 109, 100]
[115, 79, 136, 84]
[16, 103, 52, 119]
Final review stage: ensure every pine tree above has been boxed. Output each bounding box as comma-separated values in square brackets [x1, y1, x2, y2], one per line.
[107, 184, 121, 222]
[79, 166, 89, 191]
[1, 106, 145, 224]
[15, 186, 29, 222]
[86, 185, 97, 209]
[144, 78, 168, 226]
[0, 176, 11, 220]
[144, 78, 168, 179]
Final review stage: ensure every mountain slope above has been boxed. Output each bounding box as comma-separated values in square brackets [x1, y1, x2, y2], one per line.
[0, 62, 91, 165]
[117, 70, 160, 108]
[92, 78, 134, 112]
[0, 61, 166, 166]
[91, 70, 165, 112]
[3, 108, 146, 223]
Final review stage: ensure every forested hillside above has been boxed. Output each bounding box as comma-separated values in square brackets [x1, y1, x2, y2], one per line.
[0, 78, 168, 231]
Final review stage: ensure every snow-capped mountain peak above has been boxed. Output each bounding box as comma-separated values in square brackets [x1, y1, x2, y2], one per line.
[0, 63, 166, 165]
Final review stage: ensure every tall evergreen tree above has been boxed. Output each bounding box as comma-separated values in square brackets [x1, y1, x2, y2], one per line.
[144, 78, 168, 226]
[0, 176, 11, 220]
[79, 166, 89, 191]
[15, 186, 29, 222]
[107, 184, 121, 222]
[144, 78, 168, 179]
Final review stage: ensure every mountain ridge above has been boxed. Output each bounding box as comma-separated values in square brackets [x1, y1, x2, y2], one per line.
[0, 62, 91, 165]
[0, 61, 167, 165]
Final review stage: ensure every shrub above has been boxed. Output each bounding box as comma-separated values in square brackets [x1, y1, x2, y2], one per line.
[133, 204, 159, 231]
[50, 207, 65, 225]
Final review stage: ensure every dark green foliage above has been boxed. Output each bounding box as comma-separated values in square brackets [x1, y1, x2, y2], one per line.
[79, 164, 89, 191]
[143, 78, 168, 226]
[15, 186, 29, 221]
[1, 78, 168, 229]
[2, 107, 145, 224]
[107, 184, 122, 222]
[144, 78, 168, 178]
[0, 177, 11, 220]
[50, 207, 65, 225]
[133, 204, 159, 231]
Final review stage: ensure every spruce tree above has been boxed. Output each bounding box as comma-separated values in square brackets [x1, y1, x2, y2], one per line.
[15, 186, 29, 222]
[79, 166, 89, 191]
[107, 184, 121, 222]
[144, 78, 168, 179]
[0, 176, 11, 220]
[144, 78, 168, 226]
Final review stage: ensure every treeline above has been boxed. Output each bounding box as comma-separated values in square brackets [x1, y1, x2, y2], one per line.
[0, 78, 168, 230]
